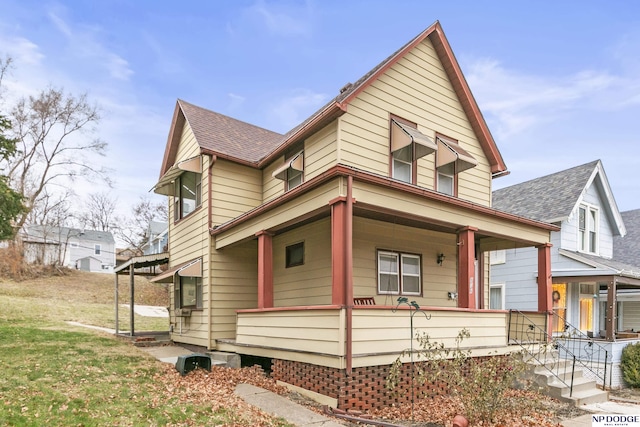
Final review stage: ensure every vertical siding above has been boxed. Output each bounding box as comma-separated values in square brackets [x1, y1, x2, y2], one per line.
[352, 217, 457, 308]
[211, 159, 262, 225]
[338, 38, 492, 206]
[273, 219, 333, 307]
[210, 240, 258, 339]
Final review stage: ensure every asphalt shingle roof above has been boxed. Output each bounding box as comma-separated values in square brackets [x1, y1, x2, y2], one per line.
[178, 100, 284, 164]
[614, 209, 640, 268]
[492, 160, 599, 223]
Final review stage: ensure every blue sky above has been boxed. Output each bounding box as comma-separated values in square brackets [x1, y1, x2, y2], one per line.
[1, 0, 639, 220]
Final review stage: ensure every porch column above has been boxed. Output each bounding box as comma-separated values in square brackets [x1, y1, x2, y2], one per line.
[330, 197, 347, 306]
[256, 230, 274, 309]
[457, 226, 477, 309]
[536, 243, 552, 338]
[606, 278, 618, 341]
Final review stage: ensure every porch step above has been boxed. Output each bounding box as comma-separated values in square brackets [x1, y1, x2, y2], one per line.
[529, 361, 609, 406]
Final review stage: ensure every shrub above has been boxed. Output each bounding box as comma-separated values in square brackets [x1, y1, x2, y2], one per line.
[387, 328, 528, 423]
[621, 342, 640, 387]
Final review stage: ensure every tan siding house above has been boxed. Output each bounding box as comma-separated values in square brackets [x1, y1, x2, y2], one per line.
[151, 21, 557, 410]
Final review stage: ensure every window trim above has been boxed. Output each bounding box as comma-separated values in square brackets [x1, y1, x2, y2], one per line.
[489, 283, 505, 310]
[435, 133, 460, 196]
[94, 244, 101, 255]
[578, 203, 599, 254]
[489, 250, 506, 265]
[173, 170, 202, 222]
[285, 241, 305, 268]
[377, 249, 422, 296]
[175, 276, 203, 310]
[389, 115, 418, 185]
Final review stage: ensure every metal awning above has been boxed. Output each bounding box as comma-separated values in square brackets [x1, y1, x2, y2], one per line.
[272, 152, 304, 180]
[436, 136, 477, 173]
[150, 258, 202, 283]
[391, 119, 437, 159]
[151, 156, 202, 195]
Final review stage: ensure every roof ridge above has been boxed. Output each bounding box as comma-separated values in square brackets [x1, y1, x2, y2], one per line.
[493, 159, 600, 194]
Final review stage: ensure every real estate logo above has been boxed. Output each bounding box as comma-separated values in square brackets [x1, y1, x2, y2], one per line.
[592, 414, 640, 426]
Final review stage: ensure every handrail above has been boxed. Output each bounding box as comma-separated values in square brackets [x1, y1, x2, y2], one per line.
[508, 310, 611, 395]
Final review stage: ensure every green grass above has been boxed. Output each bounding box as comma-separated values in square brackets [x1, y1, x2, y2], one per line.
[0, 272, 291, 426]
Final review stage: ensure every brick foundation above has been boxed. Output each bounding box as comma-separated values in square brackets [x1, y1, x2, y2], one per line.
[271, 359, 448, 411]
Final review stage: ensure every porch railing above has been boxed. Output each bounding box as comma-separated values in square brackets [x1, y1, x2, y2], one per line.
[508, 310, 611, 396]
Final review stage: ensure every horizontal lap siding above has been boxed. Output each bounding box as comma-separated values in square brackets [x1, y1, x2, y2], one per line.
[215, 180, 341, 249]
[352, 217, 457, 308]
[305, 122, 338, 180]
[210, 241, 258, 339]
[273, 218, 332, 307]
[169, 124, 210, 346]
[211, 160, 262, 225]
[352, 180, 551, 245]
[352, 309, 507, 355]
[236, 310, 343, 355]
[338, 37, 491, 207]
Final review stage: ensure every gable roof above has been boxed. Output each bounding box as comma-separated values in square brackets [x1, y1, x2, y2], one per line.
[159, 21, 507, 177]
[493, 160, 625, 236]
[22, 226, 115, 244]
[559, 249, 640, 280]
[614, 209, 640, 267]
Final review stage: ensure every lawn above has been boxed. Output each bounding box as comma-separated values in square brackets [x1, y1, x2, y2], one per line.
[0, 270, 291, 426]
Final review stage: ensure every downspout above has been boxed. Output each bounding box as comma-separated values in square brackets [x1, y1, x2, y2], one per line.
[346, 175, 354, 374]
[207, 154, 216, 350]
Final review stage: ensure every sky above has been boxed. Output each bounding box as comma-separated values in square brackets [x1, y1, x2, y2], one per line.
[1, 0, 639, 226]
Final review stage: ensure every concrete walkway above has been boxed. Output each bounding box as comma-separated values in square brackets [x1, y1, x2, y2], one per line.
[561, 400, 640, 427]
[235, 383, 344, 427]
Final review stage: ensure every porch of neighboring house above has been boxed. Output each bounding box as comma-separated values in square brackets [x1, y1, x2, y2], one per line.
[204, 172, 556, 409]
[113, 252, 169, 336]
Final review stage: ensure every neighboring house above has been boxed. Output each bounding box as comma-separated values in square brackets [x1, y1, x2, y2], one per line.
[613, 209, 640, 329]
[141, 221, 168, 255]
[151, 22, 556, 410]
[22, 225, 116, 273]
[492, 160, 640, 342]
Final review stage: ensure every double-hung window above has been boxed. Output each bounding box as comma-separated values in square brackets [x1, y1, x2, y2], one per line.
[578, 204, 598, 253]
[273, 145, 304, 191]
[489, 283, 505, 309]
[377, 250, 421, 296]
[389, 117, 436, 184]
[435, 134, 477, 196]
[173, 171, 202, 220]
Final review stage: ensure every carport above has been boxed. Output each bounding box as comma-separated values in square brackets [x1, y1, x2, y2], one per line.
[114, 252, 169, 336]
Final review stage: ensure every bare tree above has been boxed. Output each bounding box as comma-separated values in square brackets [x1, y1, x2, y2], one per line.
[26, 189, 75, 227]
[3, 87, 109, 230]
[78, 192, 117, 232]
[117, 197, 168, 253]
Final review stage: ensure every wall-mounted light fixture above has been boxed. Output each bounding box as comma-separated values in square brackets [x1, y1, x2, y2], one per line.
[437, 253, 445, 266]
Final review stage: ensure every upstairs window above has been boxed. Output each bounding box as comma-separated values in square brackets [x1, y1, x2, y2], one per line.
[435, 134, 477, 196]
[390, 117, 436, 184]
[94, 244, 101, 255]
[377, 250, 421, 296]
[578, 205, 598, 253]
[273, 149, 304, 191]
[173, 171, 202, 220]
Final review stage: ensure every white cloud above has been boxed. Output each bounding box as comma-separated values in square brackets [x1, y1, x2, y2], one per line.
[0, 35, 44, 66]
[227, 93, 246, 111]
[242, 0, 314, 38]
[464, 58, 637, 140]
[46, 11, 134, 82]
[268, 89, 328, 131]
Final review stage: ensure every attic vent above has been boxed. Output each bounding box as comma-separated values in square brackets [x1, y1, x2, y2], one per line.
[339, 82, 353, 94]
